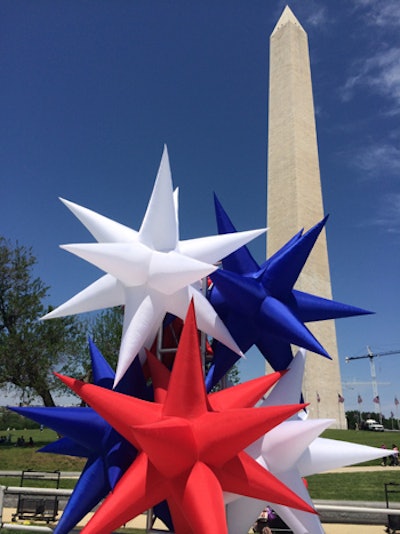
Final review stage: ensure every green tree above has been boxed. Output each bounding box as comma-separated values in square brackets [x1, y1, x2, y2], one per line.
[0, 406, 39, 430]
[89, 307, 123, 371]
[0, 237, 85, 406]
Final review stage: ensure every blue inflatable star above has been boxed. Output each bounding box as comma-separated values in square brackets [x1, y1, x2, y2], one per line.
[9, 339, 173, 533]
[205, 195, 372, 391]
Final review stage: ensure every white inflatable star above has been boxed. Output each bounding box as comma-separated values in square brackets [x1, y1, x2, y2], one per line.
[44, 146, 266, 385]
[226, 350, 389, 534]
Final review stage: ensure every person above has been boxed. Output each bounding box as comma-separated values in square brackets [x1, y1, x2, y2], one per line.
[381, 443, 388, 466]
[390, 444, 399, 466]
[252, 508, 273, 533]
[16, 435, 25, 447]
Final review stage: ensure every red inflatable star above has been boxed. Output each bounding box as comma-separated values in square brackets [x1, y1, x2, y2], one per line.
[56, 301, 315, 534]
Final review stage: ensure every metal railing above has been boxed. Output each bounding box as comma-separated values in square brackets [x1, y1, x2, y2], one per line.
[0, 486, 72, 533]
[2, 485, 400, 532]
[316, 502, 400, 515]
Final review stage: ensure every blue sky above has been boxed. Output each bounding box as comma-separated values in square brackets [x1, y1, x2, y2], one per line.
[1, 1, 399, 416]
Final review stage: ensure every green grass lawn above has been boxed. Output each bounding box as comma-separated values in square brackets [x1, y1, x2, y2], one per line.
[307, 471, 400, 501]
[323, 428, 398, 453]
[0, 428, 85, 471]
[306, 428, 400, 501]
[1, 426, 399, 504]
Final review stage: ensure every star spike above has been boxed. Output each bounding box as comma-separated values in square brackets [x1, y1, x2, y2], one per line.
[211, 269, 330, 358]
[261, 348, 307, 408]
[145, 346, 286, 411]
[8, 340, 154, 534]
[145, 349, 170, 403]
[299, 436, 393, 477]
[172, 461, 228, 534]
[209, 370, 286, 411]
[217, 452, 314, 513]
[54, 372, 162, 446]
[292, 289, 372, 322]
[206, 198, 372, 389]
[139, 145, 177, 251]
[8, 406, 105, 452]
[226, 344, 389, 534]
[213, 193, 260, 273]
[60, 243, 217, 294]
[57, 302, 315, 534]
[163, 299, 209, 417]
[82, 452, 169, 534]
[42, 274, 124, 319]
[262, 216, 329, 298]
[197, 403, 308, 467]
[88, 337, 114, 389]
[179, 227, 266, 266]
[59, 197, 137, 243]
[45, 148, 266, 385]
[259, 418, 334, 473]
[39, 436, 89, 458]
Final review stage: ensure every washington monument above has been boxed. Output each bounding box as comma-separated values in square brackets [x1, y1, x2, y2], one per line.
[267, 6, 346, 427]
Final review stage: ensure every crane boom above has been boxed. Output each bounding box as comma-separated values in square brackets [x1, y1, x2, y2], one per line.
[345, 348, 400, 362]
[345, 347, 400, 424]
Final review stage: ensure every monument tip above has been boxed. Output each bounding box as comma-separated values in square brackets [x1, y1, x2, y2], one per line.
[271, 5, 304, 36]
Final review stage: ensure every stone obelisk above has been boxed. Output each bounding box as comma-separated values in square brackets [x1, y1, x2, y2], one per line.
[267, 6, 346, 427]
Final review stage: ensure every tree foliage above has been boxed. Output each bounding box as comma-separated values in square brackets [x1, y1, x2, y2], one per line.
[0, 237, 85, 406]
[345, 410, 399, 430]
[0, 406, 40, 430]
[89, 307, 123, 371]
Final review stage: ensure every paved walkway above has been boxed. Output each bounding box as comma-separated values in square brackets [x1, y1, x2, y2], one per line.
[0, 508, 164, 530]
[323, 525, 387, 533]
[0, 506, 394, 533]
[326, 464, 399, 473]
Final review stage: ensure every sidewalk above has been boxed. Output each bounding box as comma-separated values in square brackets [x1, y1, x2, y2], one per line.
[323, 525, 387, 533]
[0, 507, 168, 531]
[1, 507, 393, 533]
[326, 464, 399, 473]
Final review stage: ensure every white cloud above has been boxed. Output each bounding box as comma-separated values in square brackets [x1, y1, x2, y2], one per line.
[363, 49, 400, 102]
[305, 6, 328, 27]
[340, 2, 400, 111]
[355, 0, 400, 28]
[341, 47, 400, 110]
[368, 192, 400, 234]
[353, 143, 400, 175]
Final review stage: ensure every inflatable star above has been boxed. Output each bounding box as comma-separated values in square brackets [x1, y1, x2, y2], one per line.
[8, 340, 172, 534]
[226, 350, 389, 534]
[56, 301, 316, 534]
[145, 345, 286, 410]
[206, 195, 372, 390]
[43, 147, 266, 385]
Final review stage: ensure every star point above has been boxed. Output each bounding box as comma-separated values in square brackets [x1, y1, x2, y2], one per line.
[9, 341, 153, 534]
[57, 300, 316, 534]
[43, 149, 266, 385]
[206, 196, 372, 390]
[226, 349, 389, 534]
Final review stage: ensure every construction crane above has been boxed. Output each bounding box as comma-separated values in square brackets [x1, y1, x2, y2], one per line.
[345, 347, 400, 424]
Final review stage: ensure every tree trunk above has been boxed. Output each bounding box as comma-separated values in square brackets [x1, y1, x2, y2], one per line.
[38, 388, 56, 407]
